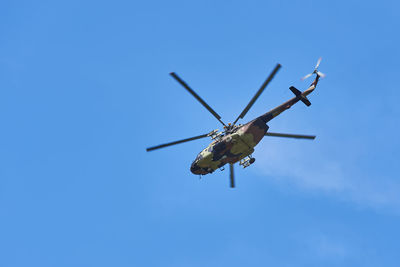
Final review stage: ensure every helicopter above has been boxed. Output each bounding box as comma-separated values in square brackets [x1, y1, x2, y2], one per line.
[146, 58, 325, 188]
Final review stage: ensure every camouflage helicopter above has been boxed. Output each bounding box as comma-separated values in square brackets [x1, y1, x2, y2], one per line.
[147, 58, 325, 188]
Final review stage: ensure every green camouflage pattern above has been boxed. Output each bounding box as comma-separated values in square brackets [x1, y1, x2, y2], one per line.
[190, 75, 320, 175]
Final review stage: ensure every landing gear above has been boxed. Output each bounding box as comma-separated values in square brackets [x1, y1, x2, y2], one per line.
[239, 155, 256, 168]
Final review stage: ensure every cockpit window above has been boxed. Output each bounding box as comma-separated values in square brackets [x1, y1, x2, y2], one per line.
[195, 153, 203, 161]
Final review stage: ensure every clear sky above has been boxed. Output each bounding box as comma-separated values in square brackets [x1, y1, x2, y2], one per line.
[1, 0, 399, 266]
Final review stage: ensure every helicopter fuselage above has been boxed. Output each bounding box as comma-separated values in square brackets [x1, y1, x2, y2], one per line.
[190, 79, 318, 175]
[190, 117, 268, 175]
[147, 59, 324, 187]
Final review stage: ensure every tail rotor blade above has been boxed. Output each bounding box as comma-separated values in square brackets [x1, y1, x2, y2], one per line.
[229, 164, 235, 188]
[301, 73, 313, 80]
[302, 57, 324, 80]
[315, 57, 322, 69]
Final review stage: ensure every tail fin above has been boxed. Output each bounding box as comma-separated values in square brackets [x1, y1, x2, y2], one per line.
[289, 86, 311, 107]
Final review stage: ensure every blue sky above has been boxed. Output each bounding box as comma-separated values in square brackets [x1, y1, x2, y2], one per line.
[0, 0, 399, 266]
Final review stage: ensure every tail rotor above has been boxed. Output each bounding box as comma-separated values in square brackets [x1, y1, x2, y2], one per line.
[301, 57, 326, 80]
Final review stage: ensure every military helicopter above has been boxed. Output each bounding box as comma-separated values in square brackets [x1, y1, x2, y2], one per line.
[147, 58, 325, 188]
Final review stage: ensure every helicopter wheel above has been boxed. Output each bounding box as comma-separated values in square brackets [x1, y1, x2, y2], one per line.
[249, 158, 255, 164]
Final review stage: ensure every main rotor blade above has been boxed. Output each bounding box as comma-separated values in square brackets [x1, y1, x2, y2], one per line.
[233, 64, 281, 125]
[146, 132, 211, 152]
[229, 164, 235, 188]
[265, 132, 316, 140]
[170, 72, 226, 126]
[317, 71, 326, 78]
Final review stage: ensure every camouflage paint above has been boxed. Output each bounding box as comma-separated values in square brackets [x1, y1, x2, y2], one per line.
[190, 75, 320, 175]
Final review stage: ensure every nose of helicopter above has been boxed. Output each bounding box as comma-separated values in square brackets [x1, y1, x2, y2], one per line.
[190, 161, 201, 174]
[190, 161, 208, 175]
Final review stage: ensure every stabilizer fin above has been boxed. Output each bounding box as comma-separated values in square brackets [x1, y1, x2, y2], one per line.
[289, 86, 311, 107]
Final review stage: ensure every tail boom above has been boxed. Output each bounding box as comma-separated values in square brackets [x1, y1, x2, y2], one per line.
[259, 75, 320, 123]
